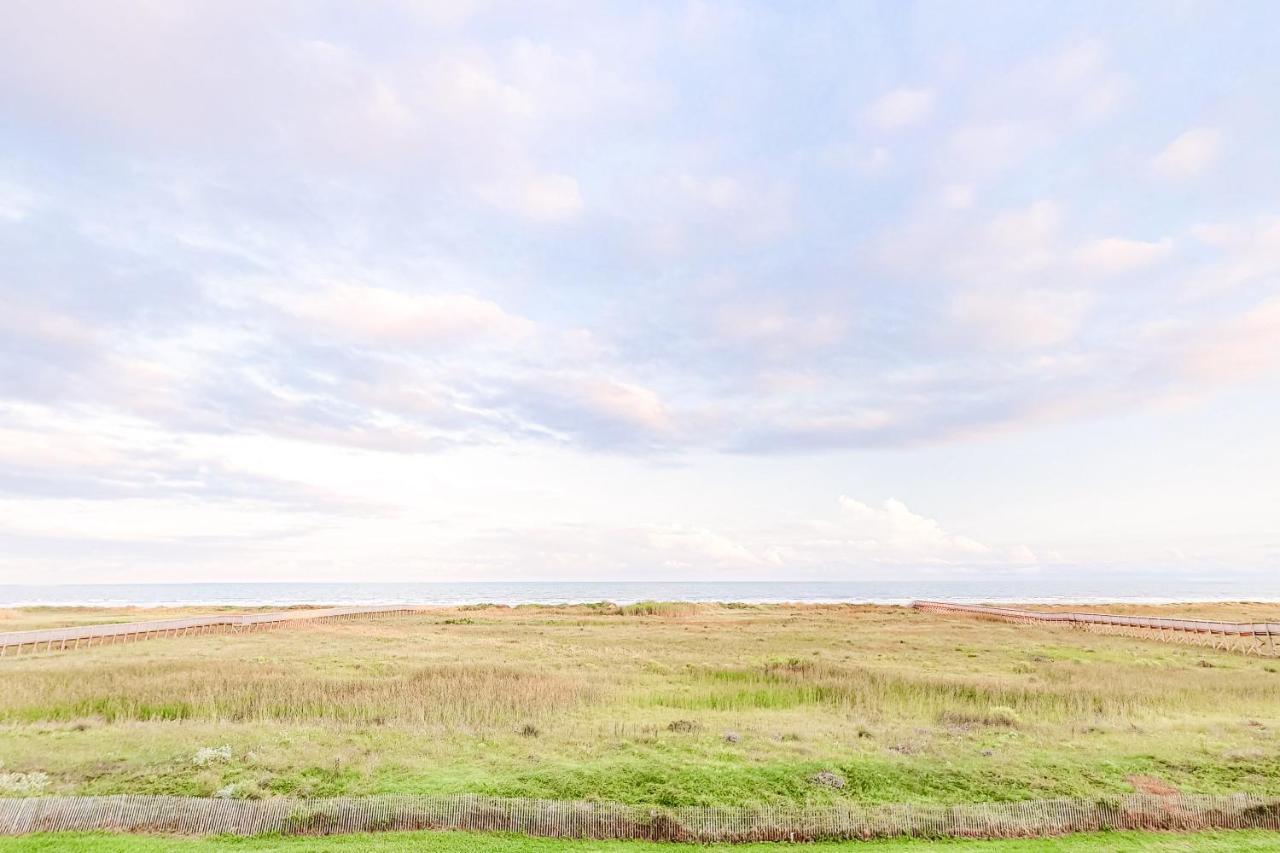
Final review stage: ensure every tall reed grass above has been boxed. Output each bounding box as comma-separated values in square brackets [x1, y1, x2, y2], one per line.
[655, 659, 1280, 722]
[0, 662, 595, 727]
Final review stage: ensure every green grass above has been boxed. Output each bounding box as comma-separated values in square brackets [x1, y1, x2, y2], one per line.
[2, 603, 1278, 807]
[4, 830, 1280, 851]
[617, 600, 700, 617]
[0, 661, 592, 726]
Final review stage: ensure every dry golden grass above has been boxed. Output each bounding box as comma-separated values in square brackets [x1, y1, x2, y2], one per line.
[0, 605, 324, 632]
[1, 602, 1278, 805]
[0, 660, 594, 727]
[5, 602, 1280, 728]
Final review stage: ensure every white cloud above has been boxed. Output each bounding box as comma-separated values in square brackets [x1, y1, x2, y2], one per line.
[1187, 215, 1280, 291]
[0, 497, 319, 542]
[628, 173, 793, 254]
[879, 199, 1171, 351]
[4, 3, 1280, 583]
[838, 496, 990, 556]
[646, 526, 768, 567]
[483, 172, 584, 223]
[1074, 237, 1173, 275]
[1046, 38, 1106, 86]
[264, 283, 534, 346]
[858, 146, 892, 174]
[711, 305, 847, 349]
[818, 144, 891, 177]
[436, 496, 1036, 577]
[800, 496, 1036, 566]
[682, 175, 755, 211]
[950, 287, 1094, 350]
[933, 40, 1126, 181]
[0, 179, 37, 221]
[940, 184, 974, 210]
[920, 202, 1171, 281]
[0, 302, 98, 348]
[1151, 128, 1222, 179]
[864, 87, 934, 130]
[1041, 38, 1127, 121]
[577, 379, 674, 434]
[874, 199, 1060, 281]
[0, 420, 121, 471]
[971, 200, 1063, 274]
[1181, 296, 1280, 382]
[941, 121, 1049, 178]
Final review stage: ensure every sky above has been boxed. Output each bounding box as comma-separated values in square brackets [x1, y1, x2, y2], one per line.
[1, 1, 1279, 585]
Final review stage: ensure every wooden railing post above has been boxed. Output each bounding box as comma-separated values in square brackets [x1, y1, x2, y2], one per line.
[910, 601, 1275, 659]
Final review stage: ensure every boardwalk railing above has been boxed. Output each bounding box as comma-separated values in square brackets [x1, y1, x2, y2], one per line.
[0, 606, 421, 657]
[1, 793, 1278, 841]
[913, 601, 1280, 657]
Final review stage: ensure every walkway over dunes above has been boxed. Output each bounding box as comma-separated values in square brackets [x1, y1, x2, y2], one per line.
[0, 606, 421, 657]
[913, 600, 1280, 657]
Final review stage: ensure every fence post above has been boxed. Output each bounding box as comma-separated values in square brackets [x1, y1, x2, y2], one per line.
[0, 794, 1277, 841]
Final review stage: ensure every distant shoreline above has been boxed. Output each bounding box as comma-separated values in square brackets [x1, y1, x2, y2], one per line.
[5, 580, 1280, 609]
[5, 598, 1280, 610]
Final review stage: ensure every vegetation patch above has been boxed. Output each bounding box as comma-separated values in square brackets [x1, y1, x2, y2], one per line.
[619, 601, 699, 617]
[7, 830, 1280, 852]
[1, 603, 1277, 809]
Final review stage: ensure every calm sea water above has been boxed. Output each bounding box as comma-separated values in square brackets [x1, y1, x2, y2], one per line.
[2, 578, 1279, 607]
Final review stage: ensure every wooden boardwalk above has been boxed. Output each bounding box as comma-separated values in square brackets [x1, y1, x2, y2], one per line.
[0, 605, 422, 657]
[8, 600, 1278, 658]
[913, 600, 1280, 657]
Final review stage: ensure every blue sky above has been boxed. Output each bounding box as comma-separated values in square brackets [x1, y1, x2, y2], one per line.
[1, 1, 1278, 583]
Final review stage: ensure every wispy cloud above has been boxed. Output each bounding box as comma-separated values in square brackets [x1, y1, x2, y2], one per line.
[1151, 128, 1222, 179]
[864, 87, 934, 130]
[2, 3, 1279, 580]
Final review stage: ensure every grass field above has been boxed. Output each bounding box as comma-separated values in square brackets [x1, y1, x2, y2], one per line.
[1, 602, 1278, 809]
[6, 829, 1280, 851]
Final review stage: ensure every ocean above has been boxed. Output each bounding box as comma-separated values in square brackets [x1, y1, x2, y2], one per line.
[2, 578, 1279, 608]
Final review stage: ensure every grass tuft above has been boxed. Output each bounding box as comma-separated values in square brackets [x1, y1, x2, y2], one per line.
[2, 602, 1278, 808]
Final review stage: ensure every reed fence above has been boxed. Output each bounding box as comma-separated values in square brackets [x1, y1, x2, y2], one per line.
[1, 793, 1277, 841]
[0, 606, 422, 658]
[913, 600, 1280, 657]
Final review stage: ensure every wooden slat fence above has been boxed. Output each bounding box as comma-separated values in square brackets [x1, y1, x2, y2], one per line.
[0, 606, 422, 657]
[913, 601, 1280, 657]
[0, 793, 1277, 841]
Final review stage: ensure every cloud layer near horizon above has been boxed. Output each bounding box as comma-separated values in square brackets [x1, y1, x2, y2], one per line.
[2, 2, 1279, 582]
